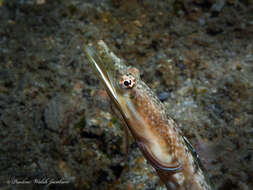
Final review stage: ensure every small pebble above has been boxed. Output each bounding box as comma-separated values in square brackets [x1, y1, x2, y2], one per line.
[198, 17, 206, 26]
[158, 91, 169, 101]
[211, 0, 225, 13]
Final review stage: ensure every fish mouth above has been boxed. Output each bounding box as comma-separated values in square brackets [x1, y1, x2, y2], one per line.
[84, 45, 119, 105]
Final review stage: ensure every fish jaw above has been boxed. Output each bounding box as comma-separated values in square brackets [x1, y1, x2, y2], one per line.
[84, 45, 126, 114]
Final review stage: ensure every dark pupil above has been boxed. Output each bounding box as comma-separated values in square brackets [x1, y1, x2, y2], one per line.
[124, 80, 131, 86]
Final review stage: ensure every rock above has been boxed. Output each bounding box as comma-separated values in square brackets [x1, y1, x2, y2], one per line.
[43, 95, 67, 132]
[157, 91, 169, 101]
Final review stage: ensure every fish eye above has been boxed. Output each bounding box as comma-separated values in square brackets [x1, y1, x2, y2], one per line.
[120, 74, 135, 89]
[124, 80, 131, 86]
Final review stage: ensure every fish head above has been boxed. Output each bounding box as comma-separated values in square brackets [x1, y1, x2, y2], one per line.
[84, 42, 142, 123]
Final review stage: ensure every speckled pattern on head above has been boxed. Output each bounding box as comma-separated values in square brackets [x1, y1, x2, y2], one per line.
[86, 40, 213, 190]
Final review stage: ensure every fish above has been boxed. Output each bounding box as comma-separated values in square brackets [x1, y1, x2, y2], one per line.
[84, 40, 213, 190]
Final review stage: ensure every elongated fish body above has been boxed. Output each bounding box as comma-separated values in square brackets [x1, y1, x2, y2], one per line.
[84, 41, 213, 190]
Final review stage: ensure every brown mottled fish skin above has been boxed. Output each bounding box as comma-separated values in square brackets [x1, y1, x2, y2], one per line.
[127, 80, 212, 190]
[84, 41, 213, 190]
